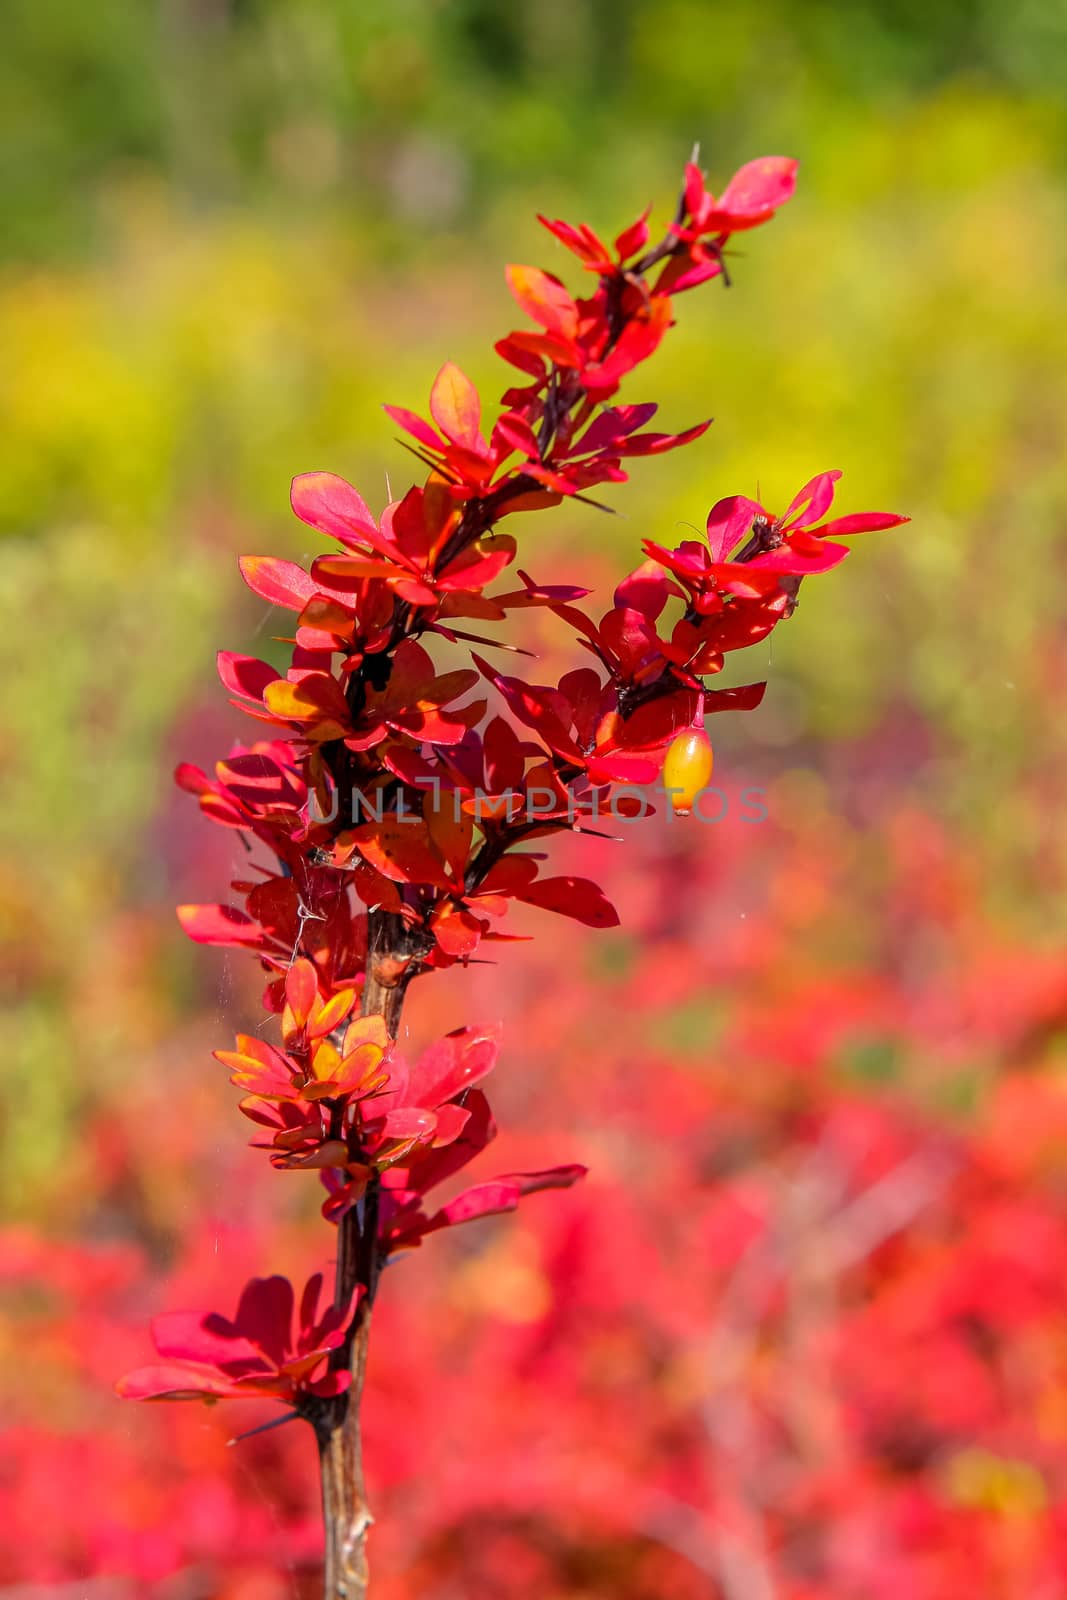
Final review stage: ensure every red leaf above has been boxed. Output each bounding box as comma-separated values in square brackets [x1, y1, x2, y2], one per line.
[783, 470, 841, 529]
[290, 472, 380, 550]
[483, 715, 526, 792]
[512, 1163, 588, 1196]
[438, 536, 517, 592]
[516, 875, 620, 928]
[621, 418, 712, 456]
[216, 652, 279, 702]
[705, 495, 762, 561]
[704, 681, 767, 714]
[716, 155, 798, 227]
[407, 1023, 501, 1108]
[815, 511, 911, 537]
[176, 904, 265, 946]
[433, 1179, 523, 1230]
[585, 752, 660, 785]
[493, 335, 549, 378]
[175, 762, 210, 795]
[615, 689, 701, 751]
[536, 214, 611, 269]
[614, 209, 651, 260]
[491, 412, 540, 459]
[684, 161, 706, 218]
[230, 1277, 294, 1364]
[613, 560, 671, 621]
[115, 1364, 257, 1402]
[749, 537, 850, 576]
[582, 298, 673, 398]
[477, 854, 540, 897]
[150, 1311, 259, 1369]
[308, 1371, 352, 1399]
[498, 328, 581, 368]
[472, 655, 584, 763]
[382, 405, 447, 453]
[239, 556, 316, 611]
[422, 1163, 586, 1237]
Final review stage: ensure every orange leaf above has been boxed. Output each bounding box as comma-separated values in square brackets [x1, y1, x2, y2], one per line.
[307, 986, 358, 1040]
[263, 674, 350, 737]
[277, 1140, 351, 1170]
[429, 362, 483, 451]
[424, 788, 475, 883]
[432, 900, 486, 957]
[349, 819, 451, 888]
[284, 959, 318, 1029]
[297, 596, 356, 641]
[505, 264, 579, 339]
[342, 1014, 390, 1056]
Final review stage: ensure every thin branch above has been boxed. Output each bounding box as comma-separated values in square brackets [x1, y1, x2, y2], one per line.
[315, 909, 422, 1599]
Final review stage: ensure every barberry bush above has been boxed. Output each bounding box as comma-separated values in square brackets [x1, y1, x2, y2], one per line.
[118, 154, 905, 1596]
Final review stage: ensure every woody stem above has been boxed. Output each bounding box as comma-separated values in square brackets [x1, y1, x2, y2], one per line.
[316, 909, 416, 1600]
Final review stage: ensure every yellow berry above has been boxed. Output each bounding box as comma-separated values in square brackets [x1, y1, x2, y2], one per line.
[662, 729, 713, 815]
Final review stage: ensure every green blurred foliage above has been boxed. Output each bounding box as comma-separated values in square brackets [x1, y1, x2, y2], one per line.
[3, 0, 1066, 260]
[2, 1, 1066, 1215]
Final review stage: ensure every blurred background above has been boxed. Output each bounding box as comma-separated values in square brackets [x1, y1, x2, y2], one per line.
[3, 1, 1067, 1595]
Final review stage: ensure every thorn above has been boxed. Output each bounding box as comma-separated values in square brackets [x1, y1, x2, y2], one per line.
[393, 438, 460, 484]
[227, 1411, 301, 1447]
[572, 492, 618, 515]
[430, 624, 535, 655]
